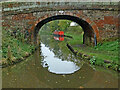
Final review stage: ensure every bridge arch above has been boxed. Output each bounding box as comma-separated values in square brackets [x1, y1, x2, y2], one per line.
[34, 15, 97, 46]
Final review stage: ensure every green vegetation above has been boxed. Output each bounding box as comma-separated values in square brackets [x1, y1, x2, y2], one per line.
[74, 39, 119, 71]
[65, 26, 83, 45]
[1, 29, 35, 66]
[40, 20, 84, 45]
[40, 34, 84, 67]
[40, 19, 119, 71]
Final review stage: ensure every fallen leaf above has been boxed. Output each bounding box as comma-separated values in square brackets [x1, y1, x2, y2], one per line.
[79, 86, 84, 88]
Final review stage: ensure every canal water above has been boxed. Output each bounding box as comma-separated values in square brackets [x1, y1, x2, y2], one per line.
[2, 35, 118, 88]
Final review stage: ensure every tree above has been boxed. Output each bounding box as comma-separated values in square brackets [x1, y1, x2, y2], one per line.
[58, 20, 71, 31]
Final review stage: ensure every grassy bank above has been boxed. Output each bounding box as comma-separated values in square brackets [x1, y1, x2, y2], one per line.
[62, 26, 119, 71]
[40, 20, 119, 71]
[64, 26, 84, 45]
[1, 30, 35, 67]
[72, 39, 119, 71]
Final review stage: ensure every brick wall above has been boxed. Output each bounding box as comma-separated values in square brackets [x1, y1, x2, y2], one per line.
[2, 2, 119, 44]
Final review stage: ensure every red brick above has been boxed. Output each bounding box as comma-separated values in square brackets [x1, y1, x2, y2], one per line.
[114, 17, 119, 27]
[31, 25, 35, 31]
[8, 4, 13, 8]
[78, 11, 83, 15]
[2, 22, 10, 27]
[92, 24, 100, 41]
[94, 20, 104, 28]
[86, 18, 92, 24]
[36, 2, 40, 5]
[12, 14, 36, 20]
[28, 21, 35, 25]
[76, 13, 81, 17]
[104, 16, 114, 24]
[69, 12, 74, 16]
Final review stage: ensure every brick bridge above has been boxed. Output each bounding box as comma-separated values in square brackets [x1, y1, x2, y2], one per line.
[2, 2, 119, 45]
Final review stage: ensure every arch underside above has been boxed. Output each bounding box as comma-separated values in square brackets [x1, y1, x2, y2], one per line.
[34, 15, 96, 46]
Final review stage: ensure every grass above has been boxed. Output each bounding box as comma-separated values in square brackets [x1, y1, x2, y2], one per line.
[76, 40, 118, 62]
[73, 39, 119, 71]
[61, 26, 119, 71]
[64, 26, 84, 45]
[1, 30, 35, 65]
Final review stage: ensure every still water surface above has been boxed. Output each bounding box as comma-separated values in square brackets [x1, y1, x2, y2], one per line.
[41, 43, 80, 74]
[2, 35, 118, 88]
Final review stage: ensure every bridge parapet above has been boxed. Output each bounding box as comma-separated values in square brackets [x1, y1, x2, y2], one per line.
[2, 2, 118, 15]
[2, 2, 119, 45]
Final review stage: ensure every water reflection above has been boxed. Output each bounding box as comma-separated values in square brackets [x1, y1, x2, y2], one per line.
[53, 35, 64, 41]
[53, 33, 72, 41]
[2, 34, 118, 88]
[41, 43, 80, 74]
[53, 31, 64, 41]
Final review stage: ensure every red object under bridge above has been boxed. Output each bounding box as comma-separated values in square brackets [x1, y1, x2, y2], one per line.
[53, 31, 64, 41]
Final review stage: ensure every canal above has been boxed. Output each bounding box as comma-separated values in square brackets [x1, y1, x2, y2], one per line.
[2, 34, 118, 88]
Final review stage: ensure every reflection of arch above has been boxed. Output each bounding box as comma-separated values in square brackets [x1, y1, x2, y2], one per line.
[26, 47, 95, 88]
[32, 53, 95, 88]
[34, 15, 97, 46]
